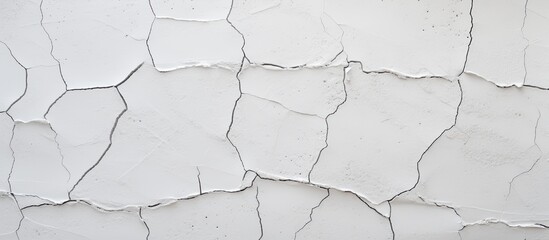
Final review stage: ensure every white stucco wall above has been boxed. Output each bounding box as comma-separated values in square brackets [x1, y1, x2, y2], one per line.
[1, 0, 549, 239]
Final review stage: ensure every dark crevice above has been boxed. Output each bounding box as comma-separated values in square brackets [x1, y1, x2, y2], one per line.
[67, 87, 128, 198]
[460, 0, 474, 76]
[196, 167, 202, 195]
[255, 186, 264, 240]
[293, 189, 330, 240]
[39, 0, 68, 90]
[225, 0, 250, 173]
[388, 202, 395, 240]
[307, 61, 349, 183]
[146, 0, 157, 68]
[139, 207, 151, 240]
[387, 79, 464, 203]
[521, 0, 530, 86]
[0, 41, 29, 114]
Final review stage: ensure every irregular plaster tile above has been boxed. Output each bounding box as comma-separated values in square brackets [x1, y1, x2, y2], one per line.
[11, 121, 69, 202]
[255, 179, 328, 240]
[239, 66, 345, 117]
[523, 0, 549, 88]
[41, 0, 153, 89]
[150, 0, 231, 21]
[0, 113, 13, 192]
[391, 197, 462, 240]
[8, 66, 65, 121]
[413, 73, 549, 224]
[310, 64, 461, 204]
[324, 0, 471, 78]
[19, 203, 147, 240]
[230, 95, 326, 181]
[460, 223, 549, 240]
[0, 195, 22, 237]
[0, 43, 26, 112]
[142, 186, 261, 240]
[0, 0, 56, 67]
[465, 0, 527, 86]
[71, 64, 244, 207]
[295, 190, 392, 240]
[230, 0, 342, 67]
[46, 88, 125, 188]
[148, 19, 243, 71]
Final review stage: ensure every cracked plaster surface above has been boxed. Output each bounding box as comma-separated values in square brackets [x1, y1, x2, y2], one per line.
[1, 0, 549, 239]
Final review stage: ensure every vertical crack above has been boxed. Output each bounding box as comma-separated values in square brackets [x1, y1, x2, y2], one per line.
[521, 0, 530, 86]
[460, 0, 474, 76]
[255, 186, 264, 240]
[146, 0, 157, 67]
[47, 123, 71, 198]
[225, 0, 250, 173]
[388, 202, 395, 240]
[67, 87, 128, 197]
[139, 207, 151, 240]
[307, 62, 349, 183]
[293, 189, 330, 240]
[196, 167, 202, 195]
[39, 0, 68, 90]
[506, 110, 541, 198]
[0, 41, 28, 114]
[389, 79, 464, 202]
[5, 114, 25, 240]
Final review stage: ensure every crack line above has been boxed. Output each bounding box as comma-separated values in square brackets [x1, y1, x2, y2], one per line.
[460, 0, 474, 76]
[307, 61, 349, 182]
[293, 189, 330, 240]
[67, 87, 128, 197]
[388, 79, 464, 202]
[225, 0, 250, 174]
[255, 186, 264, 240]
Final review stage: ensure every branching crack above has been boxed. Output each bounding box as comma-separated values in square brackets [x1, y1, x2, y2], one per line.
[67, 87, 128, 198]
[460, 0, 474, 76]
[388, 202, 395, 240]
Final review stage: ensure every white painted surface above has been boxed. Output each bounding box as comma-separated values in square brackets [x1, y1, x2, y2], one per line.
[1, 0, 548, 239]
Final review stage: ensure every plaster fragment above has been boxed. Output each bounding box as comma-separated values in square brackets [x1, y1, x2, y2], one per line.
[413, 73, 549, 225]
[310, 63, 462, 204]
[70, 64, 244, 207]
